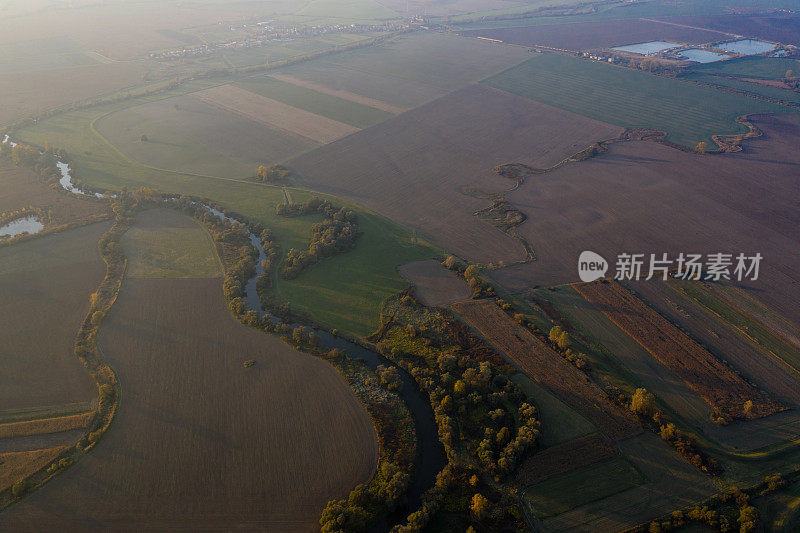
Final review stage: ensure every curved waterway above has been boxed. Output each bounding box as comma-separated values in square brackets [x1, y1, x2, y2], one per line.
[1, 133, 445, 525]
[203, 206, 446, 522]
[2, 135, 106, 198]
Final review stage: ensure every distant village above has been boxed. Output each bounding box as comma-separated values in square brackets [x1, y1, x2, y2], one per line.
[150, 20, 416, 60]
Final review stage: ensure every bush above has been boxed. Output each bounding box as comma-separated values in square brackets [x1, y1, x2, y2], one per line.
[11, 479, 28, 498]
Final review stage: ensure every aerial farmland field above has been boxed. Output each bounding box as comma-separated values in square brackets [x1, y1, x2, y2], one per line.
[4, 2, 800, 530]
[287, 83, 623, 265]
[460, 18, 727, 51]
[483, 52, 791, 146]
[492, 114, 800, 326]
[274, 32, 532, 108]
[0, 222, 108, 414]
[0, 208, 379, 529]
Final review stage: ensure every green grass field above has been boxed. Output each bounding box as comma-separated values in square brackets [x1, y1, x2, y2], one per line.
[511, 373, 597, 447]
[276, 210, 438, 336]
[483, 52, 791, 147]
[685, 72, 800, 105]
[689, 56, 800, 79]
[235, 75, 393, 128]
[122, 209, 221, 278]
[524, 457, 643, 518]
[14, 87, 437, 337]
[94, 107, 254, 179]
[536, 433, 717, 531]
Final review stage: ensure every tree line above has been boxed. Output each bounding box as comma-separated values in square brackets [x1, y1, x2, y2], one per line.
[277, 197, 360, 280]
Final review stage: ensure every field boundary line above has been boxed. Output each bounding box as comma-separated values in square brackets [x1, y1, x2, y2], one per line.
[675, 284, 800, 381]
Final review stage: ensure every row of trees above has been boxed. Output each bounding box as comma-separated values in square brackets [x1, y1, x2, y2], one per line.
[254, 164, 291, 183]
[279, 198, 359, 279]
[442, 257, 495, 299]
[0, 141, 61, 184]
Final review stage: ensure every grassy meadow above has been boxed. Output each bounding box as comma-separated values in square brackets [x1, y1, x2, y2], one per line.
[524, 456, 644, 518]
[684, 72, 800, 105]
[510, 373, 597, 447]
[14, 83, 437, 336]
[539, 434, 717, 532]
[122, 209, 222, 279]
[689, 56, 800, 79]
[483, 52, 791, 147]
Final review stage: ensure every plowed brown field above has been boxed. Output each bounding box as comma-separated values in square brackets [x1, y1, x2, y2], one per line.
[574, 280, 784, 421]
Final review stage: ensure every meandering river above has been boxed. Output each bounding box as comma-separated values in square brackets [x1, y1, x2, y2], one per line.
[4, 134, 445, 523]
[203, 206, 446, 520]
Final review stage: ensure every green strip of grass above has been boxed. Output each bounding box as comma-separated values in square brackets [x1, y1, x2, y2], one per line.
[511, 373, 597, 447]
[235, 76, 394, 129]
[671, 279, 800, 373]
[685, 72, 800, 105]
[689, 56, 800, 80]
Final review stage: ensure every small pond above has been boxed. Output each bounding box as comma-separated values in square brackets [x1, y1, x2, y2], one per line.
[718, 39, 776, 55]
[612, 40, 679, 55]
[679, 48, 730, 63]
[0, 216, 44, 239]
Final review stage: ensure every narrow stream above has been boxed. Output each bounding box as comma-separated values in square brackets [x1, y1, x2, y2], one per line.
[2, 135, 106, 198]
[202, 206, 445, 520]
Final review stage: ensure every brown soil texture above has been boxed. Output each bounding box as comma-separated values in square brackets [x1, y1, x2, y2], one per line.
[0, 431, 86, 455]
[0, 448, 67, 493]
[193, 84, 359, 145]
[624, 279, 800, 407]
[451, 299, 641, 441]
[268, 74, 408, 115]
[461, 19, 726, 51]
[663, 13, 800, 47]
[398, 259, 472, 307]
[0, 162, 107, 226]
[0, 413, 92, 440]
[515, 434, 614, 486]
[0, 62, 147, 127]
[575, 280, 784, 421]
[277, 33, 534, 109]
[0, 222, 108, 413]
[288, 83, 623, 265]
[492, 113, 800, 327]
[0, 278, 378, 531]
